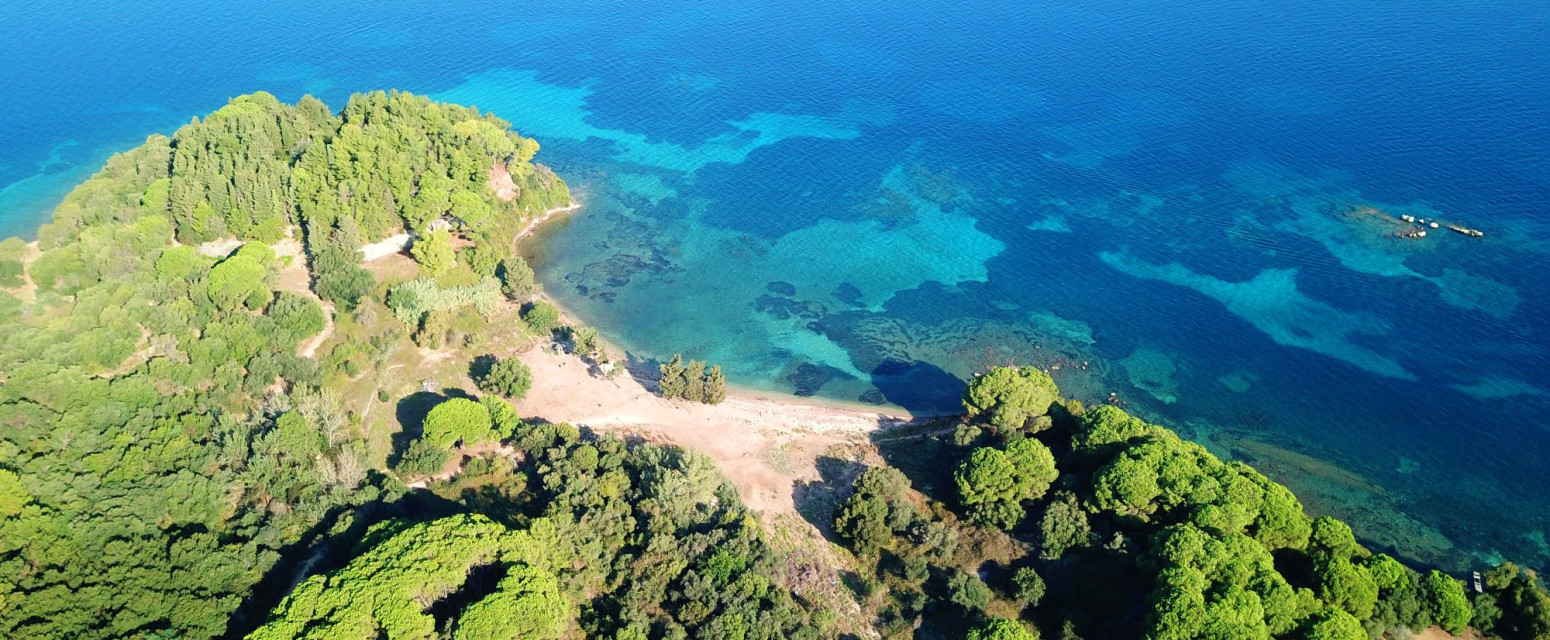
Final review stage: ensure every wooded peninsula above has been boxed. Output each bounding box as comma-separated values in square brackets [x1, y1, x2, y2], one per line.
[0, 92, 1545, 640]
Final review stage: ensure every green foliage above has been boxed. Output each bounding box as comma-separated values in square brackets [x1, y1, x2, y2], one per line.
[1011, 566, 1047, 606]
[269, 291, 326, 345]
[703, 364, 728, 404]
[250, 515, 569, 640]
[411, 227, 456, 276]
[499, 257, 537, 300]
[0, 469, 29, 517]
[397, 438, 453, 477]
[659, 354, 687, 398]
[387, 276, 501, 327]
[520, 300, 560, 334]
[207, 252, 267, 309]
[834, 467, 911, 557]
[452, 565, 569, 640]
[1304, 608, 1365, 640]
[1037, 493, 1092, 559]
[0, 259, 21, 287]
[423, 397, 498, 449]
[154, 245, 201, 279]
[0, 236, 26, 261]
[968, 618, 1040, 640]
[656, 353, 728, 404]
[1421, 570, 1472, 634]
[955, 438, 1057, 530]
[948, 570, 993, 612]
[475, 356, 534, 399]
[962, 366, 1059, 432]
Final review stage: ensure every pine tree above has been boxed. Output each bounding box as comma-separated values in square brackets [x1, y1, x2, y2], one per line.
[658, 354, 686, 399]
[703, 365, 727, 405]
[684, 360, 707, 403]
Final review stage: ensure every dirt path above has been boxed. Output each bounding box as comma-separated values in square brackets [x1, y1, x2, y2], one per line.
[2, 241, 43, 302]
[273, 235, 336, 358]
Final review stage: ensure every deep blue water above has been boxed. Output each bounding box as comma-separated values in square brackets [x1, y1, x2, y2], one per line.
[3, 0, 1548, 570]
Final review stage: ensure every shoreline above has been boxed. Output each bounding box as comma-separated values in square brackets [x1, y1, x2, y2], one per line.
[513, 200, 581, 244]
[510, 236, 937, 426]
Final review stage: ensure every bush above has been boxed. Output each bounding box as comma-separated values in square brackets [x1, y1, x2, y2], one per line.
[0, 260, 22, 288]
[397, 438, 452, 477]
[521, 300, 560, 334]
[473, 356, 533, 399]
[947, 570, 992, 612]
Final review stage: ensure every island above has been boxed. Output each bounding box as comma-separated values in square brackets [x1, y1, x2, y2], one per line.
[0, 92, 1546, 640]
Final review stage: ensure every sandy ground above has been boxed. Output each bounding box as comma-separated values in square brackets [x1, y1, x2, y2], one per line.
[508, 344, 922, 514]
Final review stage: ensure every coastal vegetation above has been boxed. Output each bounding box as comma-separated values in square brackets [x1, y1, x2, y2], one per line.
[0, 92, 1544, 640]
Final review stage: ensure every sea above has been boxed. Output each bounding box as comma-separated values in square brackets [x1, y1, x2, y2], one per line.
[2, 0, 1547, 572]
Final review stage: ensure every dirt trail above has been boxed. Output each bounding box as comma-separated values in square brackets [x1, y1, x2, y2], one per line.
[273, 236, 335, 358]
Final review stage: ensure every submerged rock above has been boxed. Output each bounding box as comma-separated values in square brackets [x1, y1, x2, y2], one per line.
[765, 280, 797, 296]
[833, 282, 865, 307]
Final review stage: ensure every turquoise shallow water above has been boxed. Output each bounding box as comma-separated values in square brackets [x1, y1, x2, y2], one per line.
[2, 0, 1549, 570]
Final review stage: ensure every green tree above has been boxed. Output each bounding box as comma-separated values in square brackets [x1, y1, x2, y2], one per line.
[658, 354, 687, 399]
[1421, 570, 1472, 634]
[1305, 608, 1365, 640]
[207, 253, 267, 309]
[962, 366, 1059, 432]
[834, 467, 910, 557]
[398, 438, 453, 477]
[500, 257, 537, 300]
[683, 359, 707, 402]
[475, 356, 533, 399]
[956, 447, 1027, 529]
[1037, 494, 1092, 559]
[702, 365, 728, 404]
[423, 397, 496, 449]
[1011, 567, 1047, 606]
[412, 227, 456, 276]
[948, 570, 993, 612]
[521, 300, 560, 334]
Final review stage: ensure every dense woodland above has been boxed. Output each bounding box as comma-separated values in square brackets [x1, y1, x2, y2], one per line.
[0, 93, 1546, 640]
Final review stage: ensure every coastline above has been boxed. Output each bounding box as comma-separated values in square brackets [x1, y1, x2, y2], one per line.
[513, 220, 936, 426]
[514, 200, 581, 244]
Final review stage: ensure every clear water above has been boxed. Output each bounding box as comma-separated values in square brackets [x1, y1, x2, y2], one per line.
[2, 0, 1547, 571]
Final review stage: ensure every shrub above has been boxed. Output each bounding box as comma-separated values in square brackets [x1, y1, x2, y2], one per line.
[521, 300, 560, 334]
[474, 356, 533, 399]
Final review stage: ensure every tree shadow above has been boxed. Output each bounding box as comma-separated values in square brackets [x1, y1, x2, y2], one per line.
[390, 391, 447, 467]
[621, 351, 661, 392]
[868, 359, 965, 415]
[793, 455, 870, 544]
[468, 353, 497, 383]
